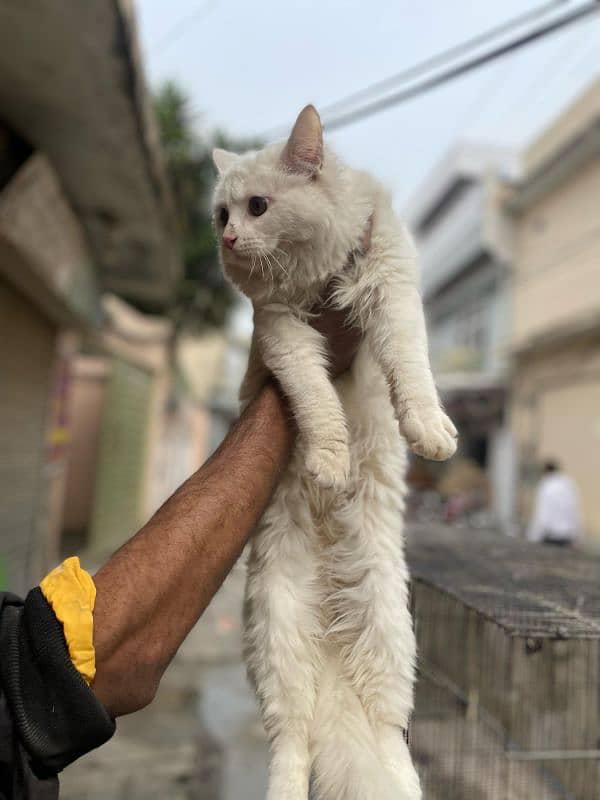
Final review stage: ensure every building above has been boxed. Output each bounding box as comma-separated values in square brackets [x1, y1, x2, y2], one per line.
[507, 80, 600, 543]
[73, 295, 213, 556]
[63, 296, 209, 558]
[406, 144, 517, 530]
[0, 0, 181, 592]
[204, 300, 253, 454]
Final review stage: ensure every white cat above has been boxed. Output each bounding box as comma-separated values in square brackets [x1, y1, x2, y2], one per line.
[213, 105, 456, 800]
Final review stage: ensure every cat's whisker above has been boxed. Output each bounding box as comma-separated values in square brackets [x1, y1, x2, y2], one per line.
[258, 251, 273, 282]
[257, 253, 267, 280]
[266, 256, 274, 282]
[272, 246, 291, 263]
[266, 250, 289, 278]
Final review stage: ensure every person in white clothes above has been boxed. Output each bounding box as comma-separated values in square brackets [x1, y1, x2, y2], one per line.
[527, 460, 582, 546]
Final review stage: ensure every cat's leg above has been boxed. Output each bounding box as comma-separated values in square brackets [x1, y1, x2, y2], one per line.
[239, 329, 269, 410]
[255, 306, 349, 489]
[244, 488, 322, 800]
[325, 441, 421, 799]
[366, 275, 457, 462]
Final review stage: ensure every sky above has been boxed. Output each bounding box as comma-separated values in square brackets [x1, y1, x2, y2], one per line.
[137, 0, 600, 211]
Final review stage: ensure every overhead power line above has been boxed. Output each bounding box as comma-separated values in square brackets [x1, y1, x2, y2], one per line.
[185, 0, 566, 126]
[319, 0, 570, 119]
[259, 0, 600, 140]
[323, 2, 600, 133]
[150, 0, 219, 55]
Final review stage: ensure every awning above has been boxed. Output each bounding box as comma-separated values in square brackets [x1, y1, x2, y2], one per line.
[0, 0, 181, 310]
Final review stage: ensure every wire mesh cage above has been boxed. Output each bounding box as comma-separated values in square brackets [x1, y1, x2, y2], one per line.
[407, 528, 600, 800]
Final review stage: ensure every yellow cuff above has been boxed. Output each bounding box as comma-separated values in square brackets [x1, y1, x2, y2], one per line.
[40, 557, 96, 685]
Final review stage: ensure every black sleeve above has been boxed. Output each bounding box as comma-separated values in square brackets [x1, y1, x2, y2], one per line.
[0, 589, 116, 798]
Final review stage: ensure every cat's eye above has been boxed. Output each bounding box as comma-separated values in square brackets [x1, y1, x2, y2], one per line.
[218, 206, 229, 226]
[248, 196, 268, 217]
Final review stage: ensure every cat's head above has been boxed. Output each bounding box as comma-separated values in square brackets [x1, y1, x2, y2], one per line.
[212, 105, 339, 296]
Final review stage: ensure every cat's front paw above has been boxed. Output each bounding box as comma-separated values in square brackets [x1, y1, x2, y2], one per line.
[306, 442, 350, 490]
[399, 404, 457, 461]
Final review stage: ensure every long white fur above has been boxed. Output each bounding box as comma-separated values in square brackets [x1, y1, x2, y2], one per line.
[213, 106, 456, 800]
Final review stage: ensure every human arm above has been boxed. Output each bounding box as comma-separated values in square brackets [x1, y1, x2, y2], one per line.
[0, 304, 359, 792]
[241, 299, 359, 411]
[91, 382, 294, 717]
[91, 308, 360, 718]
[239, 327, 270, 409]
[0, 385, 294, 789]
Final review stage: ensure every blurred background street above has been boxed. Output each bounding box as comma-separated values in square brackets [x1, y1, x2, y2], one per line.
[1, 1, 600, 797]
[59, 560, 269, 800]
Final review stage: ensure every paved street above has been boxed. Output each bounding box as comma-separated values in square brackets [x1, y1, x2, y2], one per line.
[60, 558, 268, 800]
[59, 528, 598, 799]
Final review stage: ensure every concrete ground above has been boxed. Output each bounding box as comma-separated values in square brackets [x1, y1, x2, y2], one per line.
[59, 527, 581, 799]
[60, 558, 268, 800]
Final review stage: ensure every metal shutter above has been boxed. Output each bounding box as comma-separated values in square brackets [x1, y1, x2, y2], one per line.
[0, 276, 55, 594]
[89, 356, 153, 553]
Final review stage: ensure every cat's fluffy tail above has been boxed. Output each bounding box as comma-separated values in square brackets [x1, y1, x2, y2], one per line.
[310, 661, 421, 800]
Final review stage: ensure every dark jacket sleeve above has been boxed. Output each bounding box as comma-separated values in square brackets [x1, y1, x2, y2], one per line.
[0, 589, 116, 799]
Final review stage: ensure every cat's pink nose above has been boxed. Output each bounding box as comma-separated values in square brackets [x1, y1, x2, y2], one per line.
[223, 234, 238, 250]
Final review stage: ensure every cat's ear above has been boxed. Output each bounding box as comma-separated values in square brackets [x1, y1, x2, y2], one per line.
[281, 105, 323, 176]
[212, 148, 238, 175]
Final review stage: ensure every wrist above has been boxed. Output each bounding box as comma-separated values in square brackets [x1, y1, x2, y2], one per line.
[244, 380, 297, 455]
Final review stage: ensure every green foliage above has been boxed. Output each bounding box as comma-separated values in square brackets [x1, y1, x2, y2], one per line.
[154, 82, 261, 331]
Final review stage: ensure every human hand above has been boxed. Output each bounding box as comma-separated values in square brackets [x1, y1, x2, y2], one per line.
[310, 294, 361, 377]
[310, 216, 370, 376]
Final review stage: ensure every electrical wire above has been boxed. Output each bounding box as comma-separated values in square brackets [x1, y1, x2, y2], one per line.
[322, 1, 600, 133]
[258, 1, 599, 140]
[149, 0, 219, 55]
[507, 13, 599, 122]
[185, 0, 567, 125]
[319, 0, 570, 119]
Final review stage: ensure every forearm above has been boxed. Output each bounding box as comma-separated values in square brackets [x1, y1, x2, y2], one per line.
[91, 381, 295, 716]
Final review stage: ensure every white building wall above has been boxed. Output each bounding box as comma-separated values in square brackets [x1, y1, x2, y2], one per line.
[420, 183, 485, 298]
[427, 258, 507, 378]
